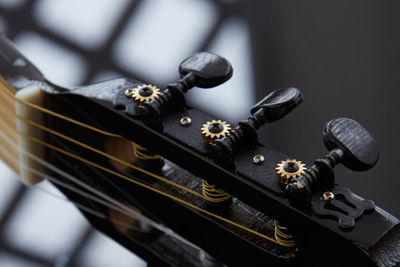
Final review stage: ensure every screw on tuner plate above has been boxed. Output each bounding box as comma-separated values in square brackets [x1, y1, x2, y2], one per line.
[211, 87, 303, 163]
[141, 52, 233, 129]
[286, 118, 380, 203]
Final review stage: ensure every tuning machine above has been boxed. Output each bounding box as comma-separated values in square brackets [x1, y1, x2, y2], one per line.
[211, 87, 303, 163]
[141, 52, 233, 129]
[286, 118, 380, 203]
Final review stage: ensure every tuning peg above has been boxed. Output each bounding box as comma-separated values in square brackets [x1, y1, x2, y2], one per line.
[179, 52, 233, 89]
[212, 87, 303, 162]
[250, 87, 303, 123]
[323, 118, 379, 171]
[142, 52, 232, 128]
[286, 118, 379, 202]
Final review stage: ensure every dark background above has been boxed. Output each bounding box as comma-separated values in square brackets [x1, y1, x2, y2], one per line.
[0, 0, 399, 266]
[245, 1, 400, 218]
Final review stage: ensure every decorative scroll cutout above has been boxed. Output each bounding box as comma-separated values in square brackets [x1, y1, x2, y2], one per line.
[312, 186, 375, 230]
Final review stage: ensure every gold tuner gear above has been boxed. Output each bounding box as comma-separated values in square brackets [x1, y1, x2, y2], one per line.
[201, 120, 231, 144]
[276, 159, 306, 185]
[130, 84, 161, 107]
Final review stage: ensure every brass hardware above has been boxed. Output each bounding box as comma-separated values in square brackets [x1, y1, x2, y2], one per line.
[180, 117, 192, 126]
[322, 191, 335, 201]
[252, 154, 264, 165]
[276, 159, 306, 185]
[129, 84, 160, 107]
[201, 120, 231, 144]
[125, 88, 135, 97]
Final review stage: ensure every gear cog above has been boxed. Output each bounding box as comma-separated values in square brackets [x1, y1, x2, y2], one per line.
[128, 84, 160, 106]
[201, 120, 231, 144]
[276, 159, 306, 185]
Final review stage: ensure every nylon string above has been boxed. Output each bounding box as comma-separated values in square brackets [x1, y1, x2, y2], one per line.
[0, 78, 290, 246]
[0, 127, 203, 250]
[0, 80, 204, 199]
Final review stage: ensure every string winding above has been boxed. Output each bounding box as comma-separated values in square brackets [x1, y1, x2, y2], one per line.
[132, 142, 161, 160]
[202, 180, 231, 203]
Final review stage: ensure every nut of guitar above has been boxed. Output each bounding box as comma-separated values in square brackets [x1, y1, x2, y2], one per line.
[0, 78, 45, 186]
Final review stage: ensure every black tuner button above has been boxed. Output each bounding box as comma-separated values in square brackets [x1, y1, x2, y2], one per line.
[287, 118, 379, 203]
[323, 118, 379, 171]
[141, 52, 233, 129]
[212, 87, 303, 162]
[250, 87, 303, 123]
[179, 52, 233, 89]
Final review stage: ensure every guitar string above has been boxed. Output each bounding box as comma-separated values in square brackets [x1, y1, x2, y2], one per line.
[0, 146, 171, 237]
[23, 133, 283, 245]
[16, 115, 204, 199]
[0, 79, 221, 204]
[0, 80, 290, 247]
[0, 119, 174, 230]
[0, 143, 136, 230]
[0, 85, 205, 229]
[0, 103, 284, 248]
[0, 80, 230, 221]
[0, 134, 137, 221]
[1, 87, 287, 247]
[31, 185, 148, 235]
[0, 118, 158, 224]
[0, 77, 120, 138]
[0, 83, 204, 199]
[0, 129, 204, 251]
[0, 122, 139, 218]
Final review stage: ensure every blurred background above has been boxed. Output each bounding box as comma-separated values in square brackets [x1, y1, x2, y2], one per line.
[0, 0, 399, 266]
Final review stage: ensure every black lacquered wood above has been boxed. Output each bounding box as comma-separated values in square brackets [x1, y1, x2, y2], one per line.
[323, 118, 379, 171]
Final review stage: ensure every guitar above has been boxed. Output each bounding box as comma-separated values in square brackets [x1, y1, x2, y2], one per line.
[0, 33, 399, 267]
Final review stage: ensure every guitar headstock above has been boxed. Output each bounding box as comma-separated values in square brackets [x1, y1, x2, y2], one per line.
[1, 34, 400, 267]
